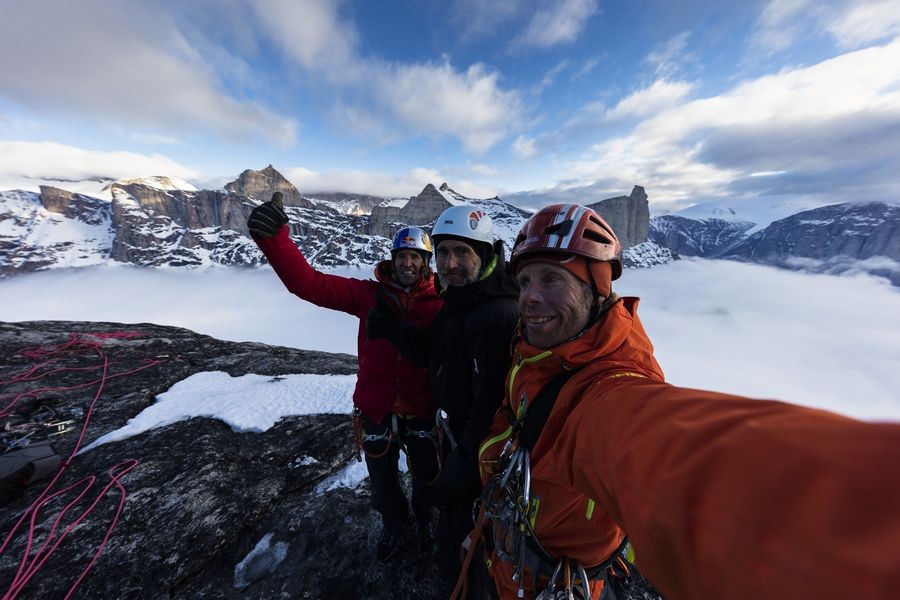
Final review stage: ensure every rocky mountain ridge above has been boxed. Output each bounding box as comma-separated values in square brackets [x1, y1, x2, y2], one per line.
[649, 202, 900, 284]
[0, 167, 666, 278]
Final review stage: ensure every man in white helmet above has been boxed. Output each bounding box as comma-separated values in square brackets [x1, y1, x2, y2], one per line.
[247, 193, 442, 562]
[367, 204, 519, 595]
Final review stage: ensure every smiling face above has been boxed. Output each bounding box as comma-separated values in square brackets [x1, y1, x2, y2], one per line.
[392, 249, 425, 287]
[517, 261, 594, 348]
[435, 240, 482, 287]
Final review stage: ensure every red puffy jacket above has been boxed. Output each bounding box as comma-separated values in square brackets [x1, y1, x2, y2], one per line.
[255, 225, 443, 423]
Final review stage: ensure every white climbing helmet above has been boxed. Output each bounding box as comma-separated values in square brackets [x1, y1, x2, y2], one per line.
[431, 205, 494, 245]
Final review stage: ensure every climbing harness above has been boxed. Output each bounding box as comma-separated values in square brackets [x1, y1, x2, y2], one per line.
[353, 409, 439, 484]
[353, 409, 396, 461]
[468, 360, 660, 600]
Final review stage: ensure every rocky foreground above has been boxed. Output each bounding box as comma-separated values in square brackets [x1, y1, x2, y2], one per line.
[0, 321, 449, 599]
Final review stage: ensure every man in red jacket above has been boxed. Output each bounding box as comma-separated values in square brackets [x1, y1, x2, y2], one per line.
[476, 203, 900, 600]
[247, 193, 443, 561]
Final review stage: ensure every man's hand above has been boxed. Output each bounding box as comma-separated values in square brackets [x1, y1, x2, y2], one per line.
[431, 448, 481, 509]
[247, 192, 288, 238]
[365, 294, 402, 340]
[430, 477, 467, 510]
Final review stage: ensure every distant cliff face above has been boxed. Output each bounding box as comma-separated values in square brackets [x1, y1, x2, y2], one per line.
[1, 168, 666, 276]
[649, 215, 755, 257]
[724, 203, 900, 262]
[587, 186, 650, 250]
[224, 164, 312, 208]
[649, 201, 900, 285]
[367, 183, 457, 238]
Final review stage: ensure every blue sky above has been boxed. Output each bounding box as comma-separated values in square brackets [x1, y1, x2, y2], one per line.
[1, 0, 899, 212]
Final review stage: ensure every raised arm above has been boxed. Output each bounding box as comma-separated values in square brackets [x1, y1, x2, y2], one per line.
[552, 377, 900, 600]
[249, 194, 366, 316]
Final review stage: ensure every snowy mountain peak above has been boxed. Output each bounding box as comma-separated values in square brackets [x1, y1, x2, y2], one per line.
[104, 175, 197, 192]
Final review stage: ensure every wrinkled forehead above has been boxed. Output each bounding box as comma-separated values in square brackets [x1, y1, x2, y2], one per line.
[393, 248, 423, 259]
[436, 239, 475, 252]
[517, 260, 572, 277]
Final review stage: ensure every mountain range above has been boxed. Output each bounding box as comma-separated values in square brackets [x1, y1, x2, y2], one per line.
[1, 166, 898, 285]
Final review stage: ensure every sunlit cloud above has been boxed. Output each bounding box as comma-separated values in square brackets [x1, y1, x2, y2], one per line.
[0, 0, 297, 147]
[749, 0, 814, 54]
[511, 0, 599, 49]
[127, 132, 182, 146]
[561, 38, 900, 208]
[644, 31, 696, 79]
[249, 0, 361, 82]
[285, 165, 501, 200]
[367, 61, 522, 154]
[0, 141, 197, 182]
[603, 80, 695, 121]
[512, 135, 538, 159]
[255, 2, 523, 154]
[826, 0, 900, 48]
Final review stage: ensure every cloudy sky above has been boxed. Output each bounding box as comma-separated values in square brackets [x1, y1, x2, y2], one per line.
[2, 0, 899, 211]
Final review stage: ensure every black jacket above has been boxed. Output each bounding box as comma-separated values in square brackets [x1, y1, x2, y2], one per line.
[396, 243, 520, 459]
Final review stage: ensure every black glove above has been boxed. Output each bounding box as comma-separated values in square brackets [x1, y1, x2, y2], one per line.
[430, 476, 467, 510]
[247, 192, 288, 238]
[365, 293, 402, 340]
[431, 448, 481, 509]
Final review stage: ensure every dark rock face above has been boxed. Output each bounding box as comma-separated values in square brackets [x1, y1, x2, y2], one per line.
[722, 202, 900, 285]
[367, 183, 453, 238]
[1, 173, 659, 276]
[108, 185, 263, 267]
[649, 215, 755, 257]
[0, 321, 448, 599]
[588, 186, 650, 250]
[38, 186, 110, 225]
[224, 165, 312, 208]
[725, 202, 900, 262]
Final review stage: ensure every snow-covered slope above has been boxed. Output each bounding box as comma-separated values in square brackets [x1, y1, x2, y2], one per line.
[0, 189, 113, 276]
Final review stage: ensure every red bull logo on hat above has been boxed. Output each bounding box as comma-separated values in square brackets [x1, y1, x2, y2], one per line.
[468, 210, 485, 231]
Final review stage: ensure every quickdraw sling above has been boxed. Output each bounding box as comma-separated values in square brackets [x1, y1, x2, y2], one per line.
[478, 369, 661, 600]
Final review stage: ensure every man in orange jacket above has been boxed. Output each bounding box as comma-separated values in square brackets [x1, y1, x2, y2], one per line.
[476, 203, 900, 600]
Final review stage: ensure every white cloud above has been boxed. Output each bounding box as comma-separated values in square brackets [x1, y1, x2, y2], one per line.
[0, 141, 197, 183]
[286, 166, 442, 197]
[644, 31, 695, 78]
[285, 165, 501, 199]
[368, 62, 522, 154]
[512, 135, 538, 159]
[827, 0, 900, 48]
[252, 2, 523, 154]
[127, 132, 182, 146]
[449, 0, 527, 42]
[512, 0, 598, 49]
[571, 56, 604, 81]
[603, 80, 695, 121]
[0, 0, 297, 147]
[751, 0, 814, 53]
[2, 263, 898, 422]
[563, 38, 900, 208]
[249, 0, 360, 82]
[469, 163, 499, 177]
[618, 259, 900, 420]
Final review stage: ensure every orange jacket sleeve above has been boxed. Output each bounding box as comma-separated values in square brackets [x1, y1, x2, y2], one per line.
[544, 377, 900, 600]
